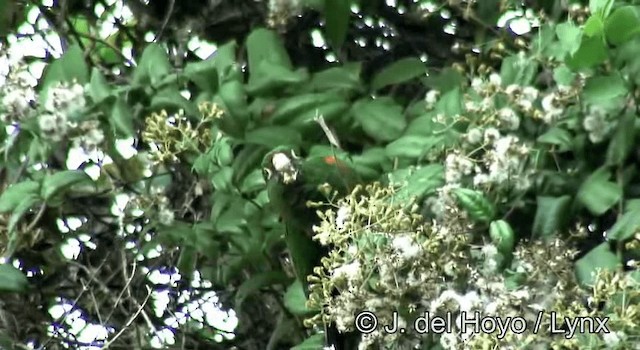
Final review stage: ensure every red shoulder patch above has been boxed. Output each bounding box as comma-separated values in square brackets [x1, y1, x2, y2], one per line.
[324, 155, 338, 165]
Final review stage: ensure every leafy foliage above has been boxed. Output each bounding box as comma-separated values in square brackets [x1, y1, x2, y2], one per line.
[3, 0, 640, 349]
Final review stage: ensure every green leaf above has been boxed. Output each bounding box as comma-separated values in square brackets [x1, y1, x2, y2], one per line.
[323, 0, 350, 49]
[270, 92, 343, 125]
[589, 0, 614, 17]
[500, 54, 538, 86]
[371, 57, 426, 90]
[537, 127, 573, 151]
[246, 61, 309, 96]
[310, 63, 362, 91]
[244, 126, 302, 148]
[110, 97, 135, 137]
[351, 97, 406, 142]
[240, 169, 267, 193]
[452, 188, 495, 223]
[291, 334, 326, 350]
[41, 170, 92, 201]
[0, 181, 40, 213]
[608, 208, 640, 241]
[177, 245, 196, 278]
[583, 15, 605, 37]
[605, 6, 640, 46]
[150, 87, 198, 116]
[555, 22, 582, 56]
[133, 43, 171, 86]
[7, 194, 40, 236]
[434, 88, 462, 117]
[0, 264, 29, 293]
[575, 242, 619, 286]
[577, 167, 622, 216]
[40, 44, 89, 90]
[235, 271, 290, 311]
[582, 74, 628, 105]
[606, 112, 636, 165]
[390, 165, 444, 203]
[283, 280, 311, 315]
[553, 65, 576, 86]
[89, 68, 112, 104]
[246, 28, 292, 72]
[567, 33, 608, 69]
[184, 57, 219, 92]
[211, 167, 234, 192]
[489, 220, 515, 255]
[385, 135, 443, 159]
[532, 195, 572, 238]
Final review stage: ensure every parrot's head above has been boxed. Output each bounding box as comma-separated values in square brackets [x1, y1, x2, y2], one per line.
[262, 148, 301, 185]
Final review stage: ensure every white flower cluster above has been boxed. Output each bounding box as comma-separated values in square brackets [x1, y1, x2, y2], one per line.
[306, 184, 474, 350]
[0, 53, 37, 124]
[582, 106, 613, 143]
[38, 81, 87, 142]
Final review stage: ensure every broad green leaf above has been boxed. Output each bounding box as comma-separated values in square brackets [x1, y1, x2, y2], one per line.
[351, 97, 406, 142]
[324, 0, 350, 49]
[270, 92, 343, 125]
[246, 28, 293, 71]
[390, 165, 444, 203]
[371, 57, 426, 90]
[177, 245, 196, 279]
[89, 68, 112, 104]
[537, 127, 572, 151]
[211, 167, 234, 192]
[246, 61, 308, 96]
[244, 126, 302, 148]
[553, 65, 576, 86]
[567, 33, 608, 69]
[582, 74, 628, 105]
[240, 169, 266, 193]
[583, 15, 605, 37]
[7, 194, 40, 236]
[575, 242, 619, 286]
[235, 271, 290, 311]
[589, 0, 614, 17]
[150, 87, 198, 116]
[607, 206, 640, 241]
[0, 181, 40, 213]
[532, 195, 571, 238]
[41, 170, 92, 201]
[0, 264, 29, 293]
[110, 97, 135, 137]
[423, 68, 463, 93]
[555, 23, 582, 56]
[490, 220, 515, 255]
[40, 44, 89, 90]
[577, 168, 622, 216]
[606, 112, 636, 165]
[184, 57, 219, 92]
[211, 41, 241, 84]
[291, 334, 326, 350]
[435, 88, 462, 117]
[310, 63, 362, 91]
[500, 54, 538, 86]
[133, 43, 171, 86]
[605, 6, 640, 46]
[452, 188, 495, 223]
[283, 279, 311, 315]
[385, 135, 443, 159]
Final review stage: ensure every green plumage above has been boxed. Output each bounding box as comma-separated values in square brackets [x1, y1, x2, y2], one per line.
[262, 147, 362, 350]
[262, 148, 358, 287]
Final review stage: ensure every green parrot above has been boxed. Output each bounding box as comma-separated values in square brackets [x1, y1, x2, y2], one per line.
[261, 146, 361, 350]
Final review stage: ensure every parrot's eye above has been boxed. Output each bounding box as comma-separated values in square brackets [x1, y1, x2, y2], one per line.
[263, 168, 273, 180]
